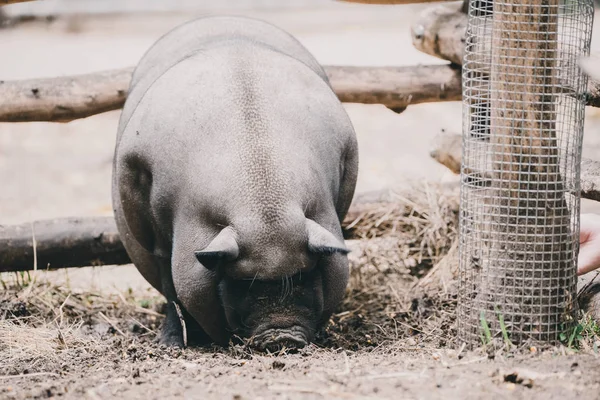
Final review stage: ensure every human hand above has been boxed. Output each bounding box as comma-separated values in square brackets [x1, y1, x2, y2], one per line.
[578, 213, 600, 276]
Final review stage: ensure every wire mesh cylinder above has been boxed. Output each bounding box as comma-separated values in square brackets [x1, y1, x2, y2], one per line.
[458, 0, 594, 346]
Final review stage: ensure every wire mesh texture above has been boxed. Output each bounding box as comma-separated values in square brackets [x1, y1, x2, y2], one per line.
[458, 0, 594, 346]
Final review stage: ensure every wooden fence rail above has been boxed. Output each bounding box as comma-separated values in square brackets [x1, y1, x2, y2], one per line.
[1, 0, 37, 5]
[2, 62, 600, 123]
[0, 65, 462, 122]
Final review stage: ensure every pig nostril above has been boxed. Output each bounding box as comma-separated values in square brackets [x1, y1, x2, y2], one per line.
[263, 338, 306, 353]
[251, 327, 308, 352]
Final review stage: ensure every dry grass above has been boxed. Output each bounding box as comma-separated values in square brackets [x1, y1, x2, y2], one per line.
[0, 273, 165, 332]
[318, 183, 461, 350]
[0, 320, 102, 376]
[0, 182, 463, 376]
[0, 272, 168, 376]
[344, 183, 459, 277]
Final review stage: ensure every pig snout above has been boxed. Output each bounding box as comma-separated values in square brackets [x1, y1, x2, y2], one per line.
[251, 325, 309, 352]
[217, 260, 324, 351]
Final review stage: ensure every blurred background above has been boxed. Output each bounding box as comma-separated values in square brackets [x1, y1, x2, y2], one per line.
[0, 0, 468, 225]
[1, 0, 600, 289]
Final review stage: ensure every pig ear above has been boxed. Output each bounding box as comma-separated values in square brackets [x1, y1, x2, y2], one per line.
[306, 219, 349, 255]
[195, 227, 239, 271]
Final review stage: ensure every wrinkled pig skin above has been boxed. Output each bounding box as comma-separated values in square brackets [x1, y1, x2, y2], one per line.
[112, 16, 358, 349]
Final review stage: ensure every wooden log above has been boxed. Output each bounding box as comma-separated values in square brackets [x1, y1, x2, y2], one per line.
[411, 2, 467, 64]
[1, 0, 37, 4]
[580, 55, 600, 107]
[326, 64, 462, 110]
[580, 159, 600, 203]
[0, 64, 462, 123]
[0, 68, 133, 123]
[337, 0, 457, 4]
[580, 54, 600, 81]
[0, 217, 130, 272]
[430, 133, 600, 202]
[429, 132, 462, 174]
[0, 197, 417, 272]
[411, 2, 466, 65]
[407, 5, 463, 65]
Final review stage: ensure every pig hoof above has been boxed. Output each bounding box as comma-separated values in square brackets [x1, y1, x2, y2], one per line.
[157, 302, 185, 348]
[158, 328, 185, 348]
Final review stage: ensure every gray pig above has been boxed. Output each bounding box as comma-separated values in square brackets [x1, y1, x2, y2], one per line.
[112, 16, 358, 351]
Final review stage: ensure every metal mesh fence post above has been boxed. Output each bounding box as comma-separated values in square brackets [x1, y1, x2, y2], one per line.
[458, 0, 594, 347]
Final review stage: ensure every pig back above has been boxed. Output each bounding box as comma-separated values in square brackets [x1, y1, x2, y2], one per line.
[117, 16, 329, 138]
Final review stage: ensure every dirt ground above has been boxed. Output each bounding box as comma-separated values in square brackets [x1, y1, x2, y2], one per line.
[2, 1, 600, 399]
[5, 320, 600, 400]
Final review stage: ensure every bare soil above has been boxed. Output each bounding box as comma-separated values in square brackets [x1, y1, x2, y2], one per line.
[2, 2, 600, 399]
[3, 269, 600, 400]
[4, 329, 600, 400]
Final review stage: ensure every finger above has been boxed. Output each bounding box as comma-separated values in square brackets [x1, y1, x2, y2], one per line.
[579, 216, 593, 244]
